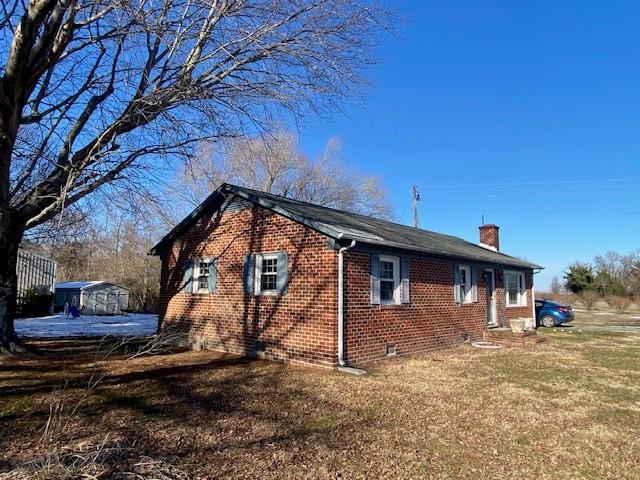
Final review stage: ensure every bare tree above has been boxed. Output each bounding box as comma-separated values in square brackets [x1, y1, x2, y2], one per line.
[549, 276, 562, 294]
[0, 0, 391, 351]
[170, 129, 394, 220]
[41, 207, 162, 313]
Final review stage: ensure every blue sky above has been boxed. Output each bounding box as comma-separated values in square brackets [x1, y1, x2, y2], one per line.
[297, 0, 640, 290]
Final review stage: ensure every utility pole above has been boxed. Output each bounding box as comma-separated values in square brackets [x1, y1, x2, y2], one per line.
[412, 185, 421, 228]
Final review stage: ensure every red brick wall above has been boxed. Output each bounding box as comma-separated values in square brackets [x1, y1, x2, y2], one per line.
[158, 200, 535, 368]
[159, 203, 338, 367]
[342, 253, 534, 366]
[479, 224, 500, 250]
[343, 252, 485, 365]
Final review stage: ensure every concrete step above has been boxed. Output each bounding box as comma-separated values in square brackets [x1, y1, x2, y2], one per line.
[483, 328, 545, 346]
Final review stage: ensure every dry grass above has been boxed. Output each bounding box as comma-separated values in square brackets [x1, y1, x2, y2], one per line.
[536, 292, 578, 305]
[1, 327, 639, 479]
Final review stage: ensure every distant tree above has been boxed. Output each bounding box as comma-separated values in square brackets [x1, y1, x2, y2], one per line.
[594, 251, 623, 277]
[549, 276, 562, 294]
[622, 252, 640, 295]
[52, 241, 93, 282]
[44, 210, 161, 314]
[169, 129, 394, 220]
[632, 259, 640, 293]
[593, 270, 625, 297]
[564, 262, 594, 294]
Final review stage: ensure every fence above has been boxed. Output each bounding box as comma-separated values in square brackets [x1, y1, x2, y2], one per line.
[16, 249, 57, 306]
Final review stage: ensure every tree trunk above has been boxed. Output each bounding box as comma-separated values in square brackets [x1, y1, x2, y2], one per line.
[1, 68, 23, 352]
[0, 223, 24, 353]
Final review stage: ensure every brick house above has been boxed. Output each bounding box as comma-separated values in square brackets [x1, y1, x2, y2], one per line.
[150, 184, 542, 368]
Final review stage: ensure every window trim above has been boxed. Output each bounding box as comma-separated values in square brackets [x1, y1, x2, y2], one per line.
[505, 270, 527, 307]
[457, 264, 473, 304]
[379, 254, 401, 305]
[255, 252, 279, 296]
[193, 257, 212, 294]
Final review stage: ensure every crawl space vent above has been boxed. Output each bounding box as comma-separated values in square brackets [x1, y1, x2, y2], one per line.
[386, 345, 397, 357]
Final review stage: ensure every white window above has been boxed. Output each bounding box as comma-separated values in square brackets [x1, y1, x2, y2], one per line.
[505, 270, 526, 306]
[245, 252, 288, 296]
[194, 258, 211, 294]
[256, 253, 278, 295]
[379, 255, 400, 304]
[457, 264, 472, 304]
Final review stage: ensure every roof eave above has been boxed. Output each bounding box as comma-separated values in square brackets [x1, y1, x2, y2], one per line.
[148, 183, 543, 271]
[148, 188, 227, 255]
[147, 183, 345, 256]
[340, 234, 542, 270]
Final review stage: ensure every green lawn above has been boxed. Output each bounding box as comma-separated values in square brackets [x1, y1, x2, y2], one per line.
[1, 316, 639, 479]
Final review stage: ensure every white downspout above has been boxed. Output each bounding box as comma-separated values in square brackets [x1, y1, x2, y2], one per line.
[338, 240, 356, 366]
[531, 268, 543, 329]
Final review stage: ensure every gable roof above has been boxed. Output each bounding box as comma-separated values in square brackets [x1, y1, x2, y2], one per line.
[150, 183, 542, 270]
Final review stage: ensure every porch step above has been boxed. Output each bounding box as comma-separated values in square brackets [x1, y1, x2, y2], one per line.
[483, 327, 545, 347]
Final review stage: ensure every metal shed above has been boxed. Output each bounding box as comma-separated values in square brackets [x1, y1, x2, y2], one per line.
[16, 249, 57, 302]
[54, 281, 130, 315]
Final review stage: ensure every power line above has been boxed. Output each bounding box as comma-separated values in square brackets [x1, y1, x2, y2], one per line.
[426, 208, 640, 216]
[427, 190, 640, 200]
[427, 178, 640, 189]
[429, 185, 640, 194]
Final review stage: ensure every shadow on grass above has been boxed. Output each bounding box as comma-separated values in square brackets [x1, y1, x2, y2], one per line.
[0, 340, 373, 477]
[0, 354, 254, 398]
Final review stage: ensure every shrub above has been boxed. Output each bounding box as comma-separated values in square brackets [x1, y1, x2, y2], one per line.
[561, 293, 578, 306]
[605, 295, 633, 313]
[564, 262, 594, 294]
[580, 290, 600, 310]
[17, 287, 53, 318]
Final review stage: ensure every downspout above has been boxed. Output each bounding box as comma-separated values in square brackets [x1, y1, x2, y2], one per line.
[532, 268, 542, 329]
[338, 240, 356, 366]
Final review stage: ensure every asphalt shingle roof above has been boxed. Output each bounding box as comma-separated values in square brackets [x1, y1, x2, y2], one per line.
[150, 184, 542, 270]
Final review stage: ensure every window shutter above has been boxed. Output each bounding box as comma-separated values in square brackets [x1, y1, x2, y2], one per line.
[276, 251, 289, 294]
[453, 264, 461, 303]
[370, 254, 381, 305]
[254, 254, 263, 294]
[400, 257, 410, 304]
[471, 265, 478, 302]
[208, 259, 217, 293]
[243, 254, 255, 295]
[183, 259, 193, 294]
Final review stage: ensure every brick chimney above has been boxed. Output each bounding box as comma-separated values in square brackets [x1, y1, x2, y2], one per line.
[479, 224, 500, 251]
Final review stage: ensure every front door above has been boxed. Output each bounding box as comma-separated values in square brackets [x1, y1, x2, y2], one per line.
[485, 269, 497, 327]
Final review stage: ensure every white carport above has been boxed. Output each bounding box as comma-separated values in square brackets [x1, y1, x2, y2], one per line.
[54, 281, 130, 315]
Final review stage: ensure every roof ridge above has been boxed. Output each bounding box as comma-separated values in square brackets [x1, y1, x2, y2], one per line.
[224, 183, 449, 235]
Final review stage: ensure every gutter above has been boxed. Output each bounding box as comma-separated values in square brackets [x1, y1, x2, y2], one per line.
[338, 240, 356, 366]
[339, 233, 542, 271]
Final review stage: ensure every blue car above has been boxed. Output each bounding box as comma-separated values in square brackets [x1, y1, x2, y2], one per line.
[535, 299, 575, 327]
